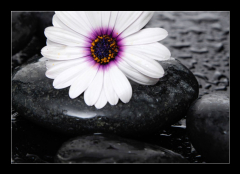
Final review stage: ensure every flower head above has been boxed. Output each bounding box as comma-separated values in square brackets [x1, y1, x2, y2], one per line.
[41, 11, 171, 109]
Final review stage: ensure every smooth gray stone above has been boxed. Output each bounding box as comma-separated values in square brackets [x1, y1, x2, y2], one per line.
[186, 93, 229, 163]
[12, 56, 199, 137]
[54, 134, 189, 163]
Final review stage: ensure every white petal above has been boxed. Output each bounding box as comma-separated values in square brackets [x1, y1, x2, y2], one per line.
[112, 11, 143, 38]
[76, 11, 93, 30]
[101, 11, 111, 34]
[55, 11, 93, 38]
[69, 63, 100, 99]
[124, 42, 171, 61]
[84, 69, 104, 106]
[52, 14, 81, 35]
[94, 89, 107, 109]
[46, 39, 64, 47]
[46, 58, 87, 79]
[109, 62, 132, 103]
[46, 59, 67, 69]
[44, 27, 91, 47]
[85, 11, 102, 36]
[103, 67, 119, 105]
[107, 11, 118, 36]
[117, 58, 159, 85]
[41, 45, 90, 60]
[121, 28, 168, 45]
[53, 60, 91, 89]
[120, 52, 164, 78]
[119, 11, 154, 38]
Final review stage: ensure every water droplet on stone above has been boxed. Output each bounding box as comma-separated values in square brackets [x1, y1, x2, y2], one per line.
[190, 47, 208, 53]
[193, 72, 209, 81]
[214, 86, 227, 91]
[203, 63, 215, 70]
[213, 70, 224, 80]
[222, 131, 227, 134]
[171, 42, 190, 49]
[204, 84, 211, 89]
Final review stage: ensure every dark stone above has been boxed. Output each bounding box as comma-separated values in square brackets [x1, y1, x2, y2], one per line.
[32, 12, 54, 42]
[12, 12, 37, 55]
[186, 93, 229, 163]
[12, 36, 44, 70]
[12, 108, 71, 163]
[12, 56, 199, 137]
[54, 134, 189, 163]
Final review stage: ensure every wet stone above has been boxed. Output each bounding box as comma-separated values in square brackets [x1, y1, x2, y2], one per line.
[12, 56, 199, 138]
[32, 12, 55, 42]
[186, 93, 229, 163]
[12, 12, 37, 55]
[54, 134, 189, 163]
[12, 36, 44, 70]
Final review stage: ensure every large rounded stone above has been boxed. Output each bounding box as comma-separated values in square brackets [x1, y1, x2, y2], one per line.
[54, 133, 189, 163]
[12, 56, 198, 137]
[186, 93, 229, 163]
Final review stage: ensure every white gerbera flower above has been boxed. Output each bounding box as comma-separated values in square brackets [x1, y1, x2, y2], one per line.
[41, 11, 171, 109]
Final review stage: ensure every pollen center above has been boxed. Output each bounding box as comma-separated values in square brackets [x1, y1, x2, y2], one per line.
[91, 35, 119, 64]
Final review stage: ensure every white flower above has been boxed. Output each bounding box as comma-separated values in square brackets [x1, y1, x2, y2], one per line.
[41, 11, 171, 109]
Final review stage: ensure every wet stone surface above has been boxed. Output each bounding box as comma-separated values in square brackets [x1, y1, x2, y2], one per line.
[11, 12, 54, 70]
[12, 11, 230, 163]
[146, 11, 229, 97]
[12, 109, 205, 163]
[12, 12, 37, 55]
[12, 56, 198, 137]
[54, 134, 189, 163]
[186, 93, 229, 163]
